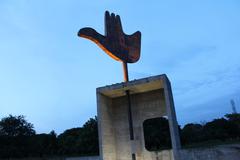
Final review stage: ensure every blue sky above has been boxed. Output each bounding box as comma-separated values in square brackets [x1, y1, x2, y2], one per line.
[0, 0, 240, 134]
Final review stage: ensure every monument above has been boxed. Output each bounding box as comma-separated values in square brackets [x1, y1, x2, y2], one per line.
[78, 11, 181, 160]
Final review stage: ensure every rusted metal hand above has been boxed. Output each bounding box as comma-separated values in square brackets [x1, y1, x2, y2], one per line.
[78, 11, 141, 63]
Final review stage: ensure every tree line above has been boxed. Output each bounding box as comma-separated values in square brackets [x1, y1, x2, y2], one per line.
[144, 113, 240, 151]
[0, 115, 98, 158]
[180, 113, 240, 147]
[0, 113, 239, 158]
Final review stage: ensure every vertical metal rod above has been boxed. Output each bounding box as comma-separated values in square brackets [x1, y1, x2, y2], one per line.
[126, 90, 134, 140]
[122, 62, 129, 82]
[122, 62, 136, 160]
[132, 153, 136, 160]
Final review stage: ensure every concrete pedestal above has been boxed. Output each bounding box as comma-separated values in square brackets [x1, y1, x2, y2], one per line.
[97, 74, 181, 160]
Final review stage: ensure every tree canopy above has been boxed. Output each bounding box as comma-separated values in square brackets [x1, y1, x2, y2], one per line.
[58, 117, 99, 156]
[0, 115, 35, 136]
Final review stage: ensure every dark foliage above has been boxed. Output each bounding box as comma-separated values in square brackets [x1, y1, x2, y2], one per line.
[181, 123, 204, 144]
[58, 116, 99, 156]
[0, 115, 98, 158]
[180, 113, 240, 147]
[0, 113, 239, 157]
[0, 115, 35, 136]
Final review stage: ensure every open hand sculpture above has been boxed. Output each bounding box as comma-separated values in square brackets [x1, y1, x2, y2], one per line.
[78, 11, 141, 63]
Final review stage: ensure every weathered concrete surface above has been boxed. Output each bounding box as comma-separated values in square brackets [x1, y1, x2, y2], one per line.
[179, 144, 240, 160]
[66, 156, 100, 160]
[140, 144, 240, 160]
[97, 74, 181, 160]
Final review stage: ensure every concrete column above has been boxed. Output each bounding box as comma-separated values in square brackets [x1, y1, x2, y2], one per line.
[163, 76, 181, 160]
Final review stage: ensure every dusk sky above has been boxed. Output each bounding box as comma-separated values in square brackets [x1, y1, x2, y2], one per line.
[0, 0, 240, 134]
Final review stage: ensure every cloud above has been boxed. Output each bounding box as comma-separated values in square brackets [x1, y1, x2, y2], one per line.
[173, 66, 240, 107]
[142, 44, 217, 72]
[177, 89, 240, 125]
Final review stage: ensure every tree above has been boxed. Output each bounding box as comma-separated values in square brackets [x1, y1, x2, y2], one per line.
[27, 131, 58, 157]
[225, 113, 240, 138]
[203, 118, 235, 141]
[58, 116, 99, 156]
[225, 113, 240, 126]
[181, 123, 203, 144]
[0, 115, 36, 158]
[0, 115, 35, 136]
[77, 117, 99, 155]
[58, 127, 83, 155]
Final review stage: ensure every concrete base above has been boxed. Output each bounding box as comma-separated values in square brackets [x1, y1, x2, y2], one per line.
[97, 74, 181, 160]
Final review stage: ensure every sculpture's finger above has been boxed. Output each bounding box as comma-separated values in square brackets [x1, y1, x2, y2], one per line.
[111, 13, 115, 22]
[116, 15, 123, 33]
[105, 11, 111, 36]
[109, 13, 116, 36]
[126, 31, 141, 63]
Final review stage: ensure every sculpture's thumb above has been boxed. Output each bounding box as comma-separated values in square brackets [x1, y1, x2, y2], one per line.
[78, 27, 105, 44]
